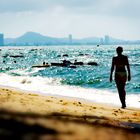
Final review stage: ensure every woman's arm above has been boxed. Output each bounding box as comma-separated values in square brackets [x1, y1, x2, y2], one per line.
[110, 57, 115, 82]
[126, 57, 131, 81]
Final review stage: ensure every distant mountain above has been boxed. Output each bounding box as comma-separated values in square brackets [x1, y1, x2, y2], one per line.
[4, 31, 140, 46]
[5, 32, 60, 45]
[17, 32, 52, 42]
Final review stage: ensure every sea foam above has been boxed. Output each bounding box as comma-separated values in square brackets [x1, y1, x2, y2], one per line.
[0, 73, 139, 108]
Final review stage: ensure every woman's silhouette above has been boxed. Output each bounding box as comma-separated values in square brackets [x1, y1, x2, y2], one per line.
[110, 46, 131, 108]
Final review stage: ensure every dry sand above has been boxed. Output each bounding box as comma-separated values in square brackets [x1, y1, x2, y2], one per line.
[0, 87, 140, 140]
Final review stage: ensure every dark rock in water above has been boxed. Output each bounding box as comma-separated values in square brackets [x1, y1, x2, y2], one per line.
[32, 64, 50, 68]
[69, 65, 76, 68]
[74, 62, 84, 65]
[51, 60, 72, 67]
[57, 55, 61, 57]
[78, 53, 84, 56]
[10, 55, 24, 58]
[51, 63, 65, 67]
[5, 67, 10, 70]
[85, 54, 90, 56]
[3, 54, 9, 58]
[63, 54, 68, 57]
[87, 62, 98, 66]
[31, 49, 38, 51]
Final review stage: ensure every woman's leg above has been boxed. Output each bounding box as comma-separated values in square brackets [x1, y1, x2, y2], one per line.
[116, 81, 126, 108]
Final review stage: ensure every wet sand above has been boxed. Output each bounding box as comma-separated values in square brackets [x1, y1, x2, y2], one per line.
[0, 87, 140, 140]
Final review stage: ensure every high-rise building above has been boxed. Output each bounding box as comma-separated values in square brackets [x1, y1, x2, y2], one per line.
[104, 35, 110, 44]
[68, 34, 72, 44]
[100, 38, 104, 45]
[0, 33, 4, 46]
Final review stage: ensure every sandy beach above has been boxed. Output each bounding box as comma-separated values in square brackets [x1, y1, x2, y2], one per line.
[0, 87, 140, 140]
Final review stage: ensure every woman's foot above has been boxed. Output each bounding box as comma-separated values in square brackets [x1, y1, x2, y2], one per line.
[121, 105, 126, 109]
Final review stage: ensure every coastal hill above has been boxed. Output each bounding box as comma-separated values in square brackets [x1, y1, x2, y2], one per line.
[4, 31, 140, 46]
[5, 32, 60, 46]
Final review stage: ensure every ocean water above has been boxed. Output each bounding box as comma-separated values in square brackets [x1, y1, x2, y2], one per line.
[0, 45, 140, 108]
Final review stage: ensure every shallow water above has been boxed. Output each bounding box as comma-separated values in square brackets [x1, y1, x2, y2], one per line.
[0, 45, 140, 107]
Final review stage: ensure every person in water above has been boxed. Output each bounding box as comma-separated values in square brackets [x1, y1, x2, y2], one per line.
[62, 59, 72, 66]
[110, 46, 131, 108]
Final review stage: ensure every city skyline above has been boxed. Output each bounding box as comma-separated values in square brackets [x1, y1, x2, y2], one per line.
[0, 0, 140, 40]
[3, 31, 140, 46]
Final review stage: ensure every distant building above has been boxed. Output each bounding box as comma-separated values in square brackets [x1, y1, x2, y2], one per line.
[100, 38, 104, 45]
[0, 33, 4, 46]
[104, 35, 110, 44]
[68, 34, 72, 44]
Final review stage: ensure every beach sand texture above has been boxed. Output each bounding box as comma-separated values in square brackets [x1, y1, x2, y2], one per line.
[0, 87, 140, 140]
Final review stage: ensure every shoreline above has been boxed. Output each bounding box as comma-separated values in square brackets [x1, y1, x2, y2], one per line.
[0, 86, 140, 122]
[0, 84, 139, 110]
[0, 86, 140, 139]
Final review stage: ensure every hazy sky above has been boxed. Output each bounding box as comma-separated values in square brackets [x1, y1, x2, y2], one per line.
[0, 0, 140, 39]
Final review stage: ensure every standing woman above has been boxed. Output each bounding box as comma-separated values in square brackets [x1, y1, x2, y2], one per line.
[110, 46, 131, 108]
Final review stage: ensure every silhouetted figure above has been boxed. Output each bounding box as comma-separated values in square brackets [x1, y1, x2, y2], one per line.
[62, 60, 71, 66]
[74, 59, 77, 64]
[43, 62, 46, 65]
[110, 46, 131, 109]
